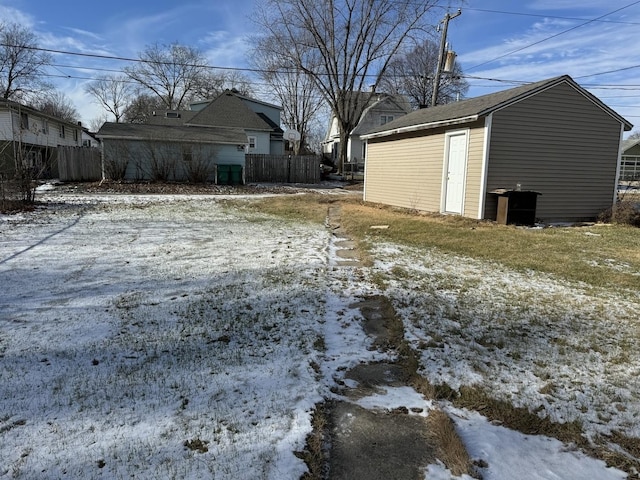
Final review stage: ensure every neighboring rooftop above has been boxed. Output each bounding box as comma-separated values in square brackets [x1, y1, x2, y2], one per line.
[187, 90, 276, 131]
[96, 122, 247, 145]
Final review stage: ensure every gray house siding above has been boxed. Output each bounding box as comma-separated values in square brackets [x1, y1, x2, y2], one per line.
[485, 82, 622, 222]
[245, 130, 272, 155]
[103, 139, 244, 182]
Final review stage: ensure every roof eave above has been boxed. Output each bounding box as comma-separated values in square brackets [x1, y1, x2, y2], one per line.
[361, 115, 480, 140]
[96, 134, 246, 145]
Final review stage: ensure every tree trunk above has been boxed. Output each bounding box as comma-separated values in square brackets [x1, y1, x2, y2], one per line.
[338, 125, 350, 174]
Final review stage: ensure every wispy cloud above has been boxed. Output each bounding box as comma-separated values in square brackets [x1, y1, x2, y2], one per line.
[0, 6, 35, 27]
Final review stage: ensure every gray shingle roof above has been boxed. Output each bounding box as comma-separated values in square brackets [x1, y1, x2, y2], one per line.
[96, 122, 247, 145]
[622, 138, 640, 152]
[146, 110, 198, 126]
[187, 90, 274, 131]
[362, 75, 632, 138]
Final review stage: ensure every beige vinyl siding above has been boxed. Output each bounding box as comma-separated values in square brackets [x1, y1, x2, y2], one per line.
[485, 82, 621, 222]
[461, 124, 486, 218]
[365, 131, 445, 212]
[364, 121, 486, 216]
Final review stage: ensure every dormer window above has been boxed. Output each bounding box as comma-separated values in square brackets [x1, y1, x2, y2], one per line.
[380, 115, 394, 125]
[165, 112, 181, 118]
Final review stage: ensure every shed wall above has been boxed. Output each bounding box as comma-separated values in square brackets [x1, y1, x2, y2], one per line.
[485, 82, 621, 222]
[364, 120, 485, 217]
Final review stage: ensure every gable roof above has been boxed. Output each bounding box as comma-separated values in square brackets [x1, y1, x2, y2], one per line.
[351, 94, 412, 136]
[622, 137, 640, 153]
[146, 110, 198, 126]
[96, 122, 247, 145]
[187, 90, 275, 131]
[0, 98, 81, 128]
[361, 75, 633, 139]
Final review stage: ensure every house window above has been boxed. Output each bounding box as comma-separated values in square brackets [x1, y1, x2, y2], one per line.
[59, 125, 65, 138]
[248, 136, 257, 149]
[166, 111, 181, 118]
[73, 129, 78, 141]
[42, 120, 48, 134]
[20, 113, 29, 129]
[182, 146, 192, 163]
[380, 115, 394, 125]
[82, 139, 92, 147]
[362, 141, 367, 160]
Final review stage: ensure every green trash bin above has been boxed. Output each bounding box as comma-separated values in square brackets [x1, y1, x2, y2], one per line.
[229, 165, 243, 185]
[217, 164, 230, 185]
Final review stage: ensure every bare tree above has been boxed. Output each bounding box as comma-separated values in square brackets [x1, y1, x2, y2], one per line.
[122, 94, 167, 123]
[254, 0, 448, 170]
[188, 70, 253, 102]
[0, 22, 52, 101]
[378, 39, 469, 109]
[32, 90, 79, 123]
[124, 43, 210, 110]
[89, 113, 109, 133]
[85, 75, 133, 122]
[251, 36, 323, 154]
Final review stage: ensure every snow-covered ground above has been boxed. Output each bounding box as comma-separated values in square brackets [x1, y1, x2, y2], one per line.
[0, 192, 634, 479]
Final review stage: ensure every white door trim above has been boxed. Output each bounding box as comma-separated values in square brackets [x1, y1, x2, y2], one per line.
[441, 129, 470, 215]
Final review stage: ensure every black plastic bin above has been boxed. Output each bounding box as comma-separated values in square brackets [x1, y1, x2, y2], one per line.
[490, 189, 541, 226]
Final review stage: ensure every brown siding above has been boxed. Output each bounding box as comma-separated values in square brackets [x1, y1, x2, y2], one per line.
[364, 121, 486, 217]
[485, 82, 621, 222]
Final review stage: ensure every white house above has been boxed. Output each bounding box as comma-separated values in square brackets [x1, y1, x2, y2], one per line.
[322, 93, 412, 168]
[0, 99, 82, 177]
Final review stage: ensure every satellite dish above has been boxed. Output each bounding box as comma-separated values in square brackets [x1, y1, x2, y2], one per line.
[283, 129, 301, 142]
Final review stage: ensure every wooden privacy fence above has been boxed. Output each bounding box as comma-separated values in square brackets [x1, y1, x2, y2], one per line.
[245, 154, 320, 184]
[58, 146, 102, 181]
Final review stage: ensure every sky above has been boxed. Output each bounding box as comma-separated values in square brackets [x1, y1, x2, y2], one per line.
[1, 0, 639, 134]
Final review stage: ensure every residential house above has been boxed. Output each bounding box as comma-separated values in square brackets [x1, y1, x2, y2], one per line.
[187, 90, 284, 155]
[97, 90, 285, 182]
[361, 75, 632, 223]
[0, 99, 82, 178]
[96, 122, 247, 182]
[322, 93, 412, 168]
[81, 127, 101, 148]
[621, 137, 640, 181]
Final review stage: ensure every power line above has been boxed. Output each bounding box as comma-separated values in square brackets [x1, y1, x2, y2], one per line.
[465, 0, 640, 72]
[574, 64, 640, 79]
[462, 7, 640, 26]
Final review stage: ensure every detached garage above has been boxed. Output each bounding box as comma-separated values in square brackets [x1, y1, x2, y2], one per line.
[361, 75, 632, 223]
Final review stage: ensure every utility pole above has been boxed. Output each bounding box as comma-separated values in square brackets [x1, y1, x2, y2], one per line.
[431, 9, 462, 107]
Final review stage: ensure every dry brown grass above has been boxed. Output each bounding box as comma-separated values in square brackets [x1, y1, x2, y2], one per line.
[337, 198, 640, 290]
[427, 409, 478, 478]
[296, 403, 328, 480]
[246, 193, 640, 290]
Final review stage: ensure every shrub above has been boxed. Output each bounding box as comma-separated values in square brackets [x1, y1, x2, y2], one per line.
[598, 200, 640, 227]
